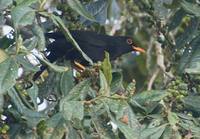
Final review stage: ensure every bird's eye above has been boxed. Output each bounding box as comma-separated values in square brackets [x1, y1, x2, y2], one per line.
[126, 38, 133, 45]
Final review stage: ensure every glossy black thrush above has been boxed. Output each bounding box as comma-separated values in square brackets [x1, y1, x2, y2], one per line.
[33, 30, 145, 80]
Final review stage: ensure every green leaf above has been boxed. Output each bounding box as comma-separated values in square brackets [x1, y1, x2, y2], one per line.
[167, 8, 186, 31]
[8, 88, 26, 113]
[99, 70, 109, 96]
[162, 126, 173, 139]
[101, 52, 112, 85]
[103, 101, 138, 139]
[110, 71, 124, 93]
[167, 111, 179, 127]
[65, 79, 91, 100]
[106, 98, 128, 119]
[175, 17, 199, 50]
[130, 90, 168, 114]
[60, 69, 74, 96]
[117, 121, 138, 139]
[80, 0, 109, 25]
[179, 35, 200, 74]
[183, 96, 200, 113]
[60, 101, 84, 121]
[43, 113, 67, 139]
[16, 0, 38, 6]
[26, 83, 38, 110]
[11, 5, 35, 27]
[127, 106, 141, 137]
[34, 54, 68, 73]
[32, 24, 45, 50]
[23, 37, 38, 50]
[107, 0, 120, 20]
[38, 71, 61, 97]
[140, 124, 167, 139]
[15, 132, 38, 139]
[48, 14, 93, 65]
[131, 90, 168, 105]
[0, 57, 18, 94]
[181, 1, 200, 17]
[0, 49, 8, 63]
[8, 88, 47, 127]
[67, 0, 95, 21]
[0, 94, 4, 112]
[179, 117, 200, 137]
[16, 54, 39, 72]
[0, 0, 12, 11]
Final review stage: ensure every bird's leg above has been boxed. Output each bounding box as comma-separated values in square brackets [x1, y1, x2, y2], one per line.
[74, 61, 86, 72]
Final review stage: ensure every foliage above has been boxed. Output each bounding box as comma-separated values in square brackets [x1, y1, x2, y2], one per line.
[0, 0, 200, 138]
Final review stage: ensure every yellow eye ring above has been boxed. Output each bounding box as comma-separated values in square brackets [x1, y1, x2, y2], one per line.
[126, 38, 133, 45]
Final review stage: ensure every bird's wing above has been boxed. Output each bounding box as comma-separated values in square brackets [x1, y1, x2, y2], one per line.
[45, 30, 112, 48]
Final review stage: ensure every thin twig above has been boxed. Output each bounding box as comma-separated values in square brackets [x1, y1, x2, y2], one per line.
[147, 68, 160, 90]
[155, 41, 174, 79]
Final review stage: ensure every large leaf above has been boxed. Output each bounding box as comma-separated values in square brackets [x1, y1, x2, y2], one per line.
[32, 24, 46, 50]
[127, 106, 141, 137]
[107, 0, 120, 20]
[64, 79, 91, 100]
[117, 121, 138, 139]
[153, 0, 172, 18]
[0, 49, 8, 63]
[60, 69, 74, 96]
[42, 113, 67, 139]
[8, 88, 47, 127]
[162, 126, 174, 139]
[183, 96, 200, 113]
[167, 111, 179, 127]
[16, 0, 38, 6]
[104, 101, 137, 139]
[110, 71, 124, 93]
[181, 1, 200, 17]
[106, 98, 128, 119]
[175, 17, 199, 49]
[34, 54, 69, 73]
[60, 100, 84, 121]
[0, 0, 12, 11]
[99, 70, 110, 96]
[140, 124, 167, 139]
[38, 70, 62, 97]
[0, 57, 18, 94]
[26, 83, 39, 110]
[178, 35, 200, 74]
[11, 5, 35, 27]
[130, 90, 168, 113]
[178, 114, 200, 137]
[16, 54, 39, 72]
[131, 90, 168, 105]
[167, 8, 186, 31]
[80, 0, 108, 25]
[67, 0, 95, 21]
[0, 94, 4, 111]
[101, 52, 112, 85]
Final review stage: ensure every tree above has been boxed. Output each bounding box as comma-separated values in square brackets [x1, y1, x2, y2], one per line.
[0, 0, 200, 138]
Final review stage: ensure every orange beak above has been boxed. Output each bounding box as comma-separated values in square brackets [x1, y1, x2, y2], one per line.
[132, 45, 145, 53]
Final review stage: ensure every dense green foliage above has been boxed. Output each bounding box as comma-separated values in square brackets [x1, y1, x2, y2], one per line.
[0, 0, 200, 138]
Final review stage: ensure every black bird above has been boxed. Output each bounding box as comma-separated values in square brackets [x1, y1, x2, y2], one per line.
[33, 30, 145, 80]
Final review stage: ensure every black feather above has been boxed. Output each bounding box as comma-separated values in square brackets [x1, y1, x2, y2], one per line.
[33, 30, 134, 80]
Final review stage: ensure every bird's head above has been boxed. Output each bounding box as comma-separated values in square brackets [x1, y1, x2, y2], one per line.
[108, 36, 145, 60]
[125, 37, 145, 54]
